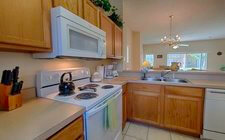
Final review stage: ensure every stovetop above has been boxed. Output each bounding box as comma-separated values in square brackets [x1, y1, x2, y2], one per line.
[45, 83, 122, 111]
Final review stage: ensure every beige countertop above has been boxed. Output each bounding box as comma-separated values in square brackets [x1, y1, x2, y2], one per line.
[103, 76, 225, 89]
[0, 98, 85, 140]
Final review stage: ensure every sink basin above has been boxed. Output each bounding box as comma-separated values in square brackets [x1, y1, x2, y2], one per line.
[143, 78, 162, 82]
[142, 77, 189, 83]
[163, 79, 189, 83]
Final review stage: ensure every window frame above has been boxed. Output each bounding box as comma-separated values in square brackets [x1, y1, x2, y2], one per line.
[145, 54, 154, 66]
[167, 52, 208, 70]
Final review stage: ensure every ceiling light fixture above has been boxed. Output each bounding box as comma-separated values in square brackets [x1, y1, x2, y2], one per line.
[161, 15, 188, 49]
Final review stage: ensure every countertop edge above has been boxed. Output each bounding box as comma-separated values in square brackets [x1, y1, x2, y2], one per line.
[35, 105, 85, 140]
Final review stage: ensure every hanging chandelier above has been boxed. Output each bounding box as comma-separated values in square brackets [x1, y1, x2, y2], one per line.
[160, 15, 183, 49]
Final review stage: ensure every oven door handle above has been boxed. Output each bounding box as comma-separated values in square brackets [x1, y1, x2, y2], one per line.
[86, 89, 122, 117]
[86, 101, 108, 117]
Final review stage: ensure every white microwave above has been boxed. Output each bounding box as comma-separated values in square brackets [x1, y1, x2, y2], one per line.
[33, 6, 106, 59]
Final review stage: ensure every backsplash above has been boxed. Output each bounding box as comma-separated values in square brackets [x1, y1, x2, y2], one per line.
[0, 52, 112, 88]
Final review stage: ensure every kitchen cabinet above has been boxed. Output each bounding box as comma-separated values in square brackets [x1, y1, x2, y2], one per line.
[83, 0, 99, 27]
[128, 83, 163, 126]
[127, 83, 204, 136]
[122, 84, 127, 129]
[100, 12, 114, 58]
[52, 0, 83, 18]
[99, 12, 123, 59]
[114, 26, 123, 59]
[0, 0, 52, 52]
[164, 86, 204, 135]
[49, 116, 84, 140]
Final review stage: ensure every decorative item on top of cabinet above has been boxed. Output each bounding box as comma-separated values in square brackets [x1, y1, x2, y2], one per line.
[48, 116, 84, 140]
[83, 0, 100, 27]
[0, 0, 52, 52]
[52, 0, 83, 18]
[164, 86, 204, 135]
[99, 12, 114, 58]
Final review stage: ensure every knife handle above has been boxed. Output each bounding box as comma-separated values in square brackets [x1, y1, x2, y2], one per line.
[1, 70, 7, 84]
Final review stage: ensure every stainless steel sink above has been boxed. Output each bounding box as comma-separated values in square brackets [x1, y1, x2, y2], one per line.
[142, 78, 189, 83]
[163, 78, 189, 83]
[144, 78, 162, 82]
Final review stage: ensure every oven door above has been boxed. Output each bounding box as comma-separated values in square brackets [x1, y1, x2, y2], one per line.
[85, 90, 122, 140]
[57, 17, 106, 59]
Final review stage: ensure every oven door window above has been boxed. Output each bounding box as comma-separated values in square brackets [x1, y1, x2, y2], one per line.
[69, 29, 99, 54]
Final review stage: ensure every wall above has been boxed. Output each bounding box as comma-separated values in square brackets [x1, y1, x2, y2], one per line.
[0, 52, 111, 89]
[132, 32, 141, 71]
[143, 39, 225, 71]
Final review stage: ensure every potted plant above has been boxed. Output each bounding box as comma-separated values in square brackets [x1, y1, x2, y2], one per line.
[108, 6, 124, 28]
[91, 0, 111, 12]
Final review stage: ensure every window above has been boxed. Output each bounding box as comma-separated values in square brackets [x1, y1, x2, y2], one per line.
[167, 53, 207, 70]
[145, 54, 154, 66]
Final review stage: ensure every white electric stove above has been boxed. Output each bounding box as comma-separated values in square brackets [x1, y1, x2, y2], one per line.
[36, 67, 122, 140]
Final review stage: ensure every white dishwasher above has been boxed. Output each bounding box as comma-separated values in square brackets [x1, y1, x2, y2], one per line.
[203, 88, 225, 140]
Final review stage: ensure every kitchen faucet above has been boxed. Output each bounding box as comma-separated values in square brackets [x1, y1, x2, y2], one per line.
[160, 71, 171, 79]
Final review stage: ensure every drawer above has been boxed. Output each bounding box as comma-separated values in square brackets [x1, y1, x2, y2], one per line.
[130, 83, 161, 93]
[165, 86, 204, 98]
[49, 116, 83, 140]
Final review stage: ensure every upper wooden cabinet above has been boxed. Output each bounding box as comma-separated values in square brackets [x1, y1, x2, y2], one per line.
[0, 0, 52, 52]
[100, 12, 123, 59]
[114, 26, 123, 58]
[83, 0, 99, 27]
[164, 86, 204, 135]
[100, 13, 114, 58]
[52, 0, 83, 18]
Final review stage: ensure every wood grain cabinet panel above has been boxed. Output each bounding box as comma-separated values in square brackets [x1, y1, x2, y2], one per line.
[53, 0, 83, 17]
[122, 84, 127, 129]
[49, 116, 84, 140]
[128, 84, 163, 125]
[83, 0, 99, 27]
[114, 26, 123, 58]
[100, 12, 114, 58]
[0, 0, 52, 51]
[164, 86, 204, 135]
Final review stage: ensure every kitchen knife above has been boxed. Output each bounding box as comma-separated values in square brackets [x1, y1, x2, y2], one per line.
[12, 66, 19, 83]
[1, 70, 7, 84]
[5, 70, 13, 85]
[17, 81, 23, 93]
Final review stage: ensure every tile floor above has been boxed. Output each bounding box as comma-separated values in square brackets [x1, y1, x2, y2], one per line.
[122, 122, 200, 140]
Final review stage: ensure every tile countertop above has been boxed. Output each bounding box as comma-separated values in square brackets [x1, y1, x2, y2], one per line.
[0, 98, 85, 140]
[103, 76, 225, 89]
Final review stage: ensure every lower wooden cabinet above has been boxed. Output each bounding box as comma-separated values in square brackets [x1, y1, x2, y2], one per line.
[122, 84, 127, 129]
[48, 116, 84, 140]
[126, 83, 204, 136]
[164, 86, 204, 135]
[130, 84, 163, 125]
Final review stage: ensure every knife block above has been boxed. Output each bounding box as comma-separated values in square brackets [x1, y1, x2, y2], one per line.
[0, 84, 22, 111]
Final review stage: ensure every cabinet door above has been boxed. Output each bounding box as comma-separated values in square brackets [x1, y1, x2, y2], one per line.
[0, 0, 50, 50]
[100, 13, 114, 58]
[132, 90, 161, 125]
[83, 0, 99, 27]
[114, 26, 122, 58]
[164, 86, 204, 135]
[122, 85, 127, 129]
[53, 0, 83, 17]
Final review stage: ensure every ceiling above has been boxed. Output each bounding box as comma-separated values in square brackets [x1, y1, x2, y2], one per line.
[123, 0, 225, 44]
